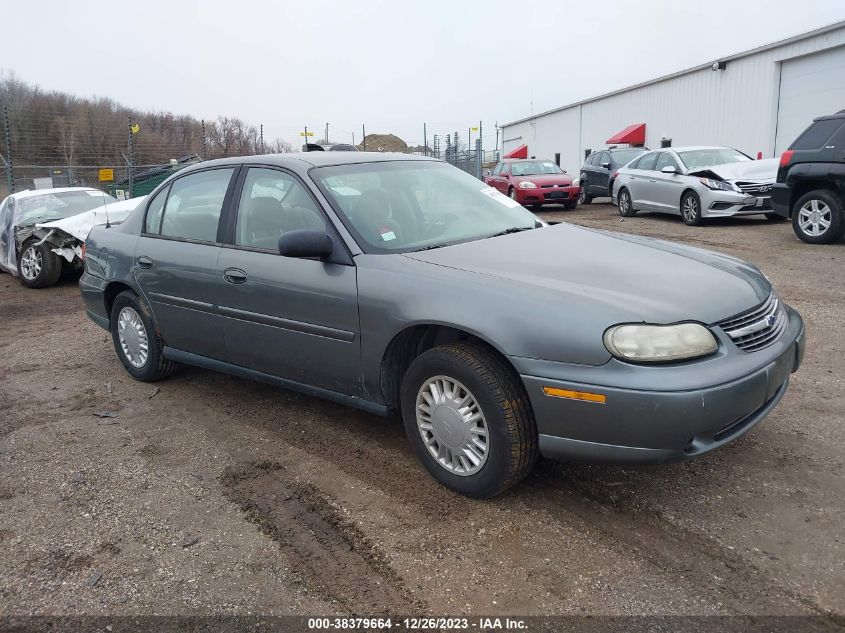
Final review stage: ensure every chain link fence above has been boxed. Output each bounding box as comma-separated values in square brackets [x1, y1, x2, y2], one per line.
[0, 104, 500, 200]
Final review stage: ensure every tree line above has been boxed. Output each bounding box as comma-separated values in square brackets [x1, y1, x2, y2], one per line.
[0, 73, 295, 169]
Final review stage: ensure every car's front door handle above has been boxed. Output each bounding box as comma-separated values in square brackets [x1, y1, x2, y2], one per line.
[223, 267, 247, 284]
[137, 256, 153, 269]
[649, 178, 657, 182]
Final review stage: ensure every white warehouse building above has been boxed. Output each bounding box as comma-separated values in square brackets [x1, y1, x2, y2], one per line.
[500, 21, 845, 174]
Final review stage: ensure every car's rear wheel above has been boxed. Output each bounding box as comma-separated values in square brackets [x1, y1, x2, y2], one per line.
[617, 188, 636, 217]
[400, 343, 538, 498]
[791, 190, 845, 244]
[110, 290, 178, 382]
[17, 240, 62, 288]
[681, 191, 703, 226]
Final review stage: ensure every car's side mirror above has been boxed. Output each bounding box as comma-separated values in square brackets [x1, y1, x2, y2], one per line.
[278, 229, 333, 259]
[601, 162, 611, 169]
[661, 165, 678, 174]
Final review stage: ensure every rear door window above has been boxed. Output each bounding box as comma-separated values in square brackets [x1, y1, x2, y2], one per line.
[635, 152, 658, 171]
[144, 185, 169, 234]
[790, 119, 844, 150]
[159, 168, 235, 242]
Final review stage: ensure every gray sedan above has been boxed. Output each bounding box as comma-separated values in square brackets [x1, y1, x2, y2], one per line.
[612, 146, 781, 225]
[80, 152, 805, 498]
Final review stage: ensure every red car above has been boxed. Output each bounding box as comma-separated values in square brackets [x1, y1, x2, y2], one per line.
[485, 159, 581, 209]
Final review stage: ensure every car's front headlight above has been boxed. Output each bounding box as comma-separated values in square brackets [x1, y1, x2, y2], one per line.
[603, 323, 717, 363]
[571, 178, 580, 187]
[518, 181, 537, 189]
[698, 177, 737, 192]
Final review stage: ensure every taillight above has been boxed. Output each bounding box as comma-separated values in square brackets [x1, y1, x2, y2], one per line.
[779, 150, 794, 168]
[80, 242, 86, 260]
[611, 171, 619, 179]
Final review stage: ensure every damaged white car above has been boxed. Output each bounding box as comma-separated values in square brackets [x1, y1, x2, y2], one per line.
[611, 147, 782, 226]
[0, 188, 145, 288]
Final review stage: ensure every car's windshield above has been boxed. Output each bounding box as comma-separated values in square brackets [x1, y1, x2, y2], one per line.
[510, 161, 563, 176]
[312, 161, 539, 253]
[611, 149, 646, 166]
[17, 190, 117, 225]
[677, 148, 752, 170]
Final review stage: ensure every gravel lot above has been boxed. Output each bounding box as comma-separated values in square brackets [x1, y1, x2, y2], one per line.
[0, 201, 843, 620]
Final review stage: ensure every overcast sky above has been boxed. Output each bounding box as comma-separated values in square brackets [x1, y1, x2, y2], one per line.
[3, 0, 845, 149]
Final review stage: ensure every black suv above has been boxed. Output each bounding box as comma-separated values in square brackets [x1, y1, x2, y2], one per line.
[579, 147, 648, 204]
[772, 110, 845, 244]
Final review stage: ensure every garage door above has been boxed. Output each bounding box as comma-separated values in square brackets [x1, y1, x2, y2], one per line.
[775, 45, 845, 154]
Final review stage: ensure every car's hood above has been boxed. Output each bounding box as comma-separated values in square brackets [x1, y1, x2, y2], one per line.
[403, 223, 769, 324]
[517, 174, 573, 186]
[688, 158, 778, 182]
[35, 196, 146, 242]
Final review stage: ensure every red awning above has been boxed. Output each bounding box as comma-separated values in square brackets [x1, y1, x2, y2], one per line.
[503, 144, 528, 159]
[606, 123, 646, 146]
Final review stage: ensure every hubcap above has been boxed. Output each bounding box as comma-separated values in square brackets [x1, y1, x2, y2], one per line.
[117, 307, 149, 368]
[683, 196, 698, 221]
[798, 199, 831, 236]
[20, 246, 42, 280]
[416, 375, 489, 476]
[509, 189, 516, 199]
[619, 192, 629, 213]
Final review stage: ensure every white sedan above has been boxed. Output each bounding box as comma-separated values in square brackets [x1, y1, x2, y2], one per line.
[611, 146, 780, 226]
[0, 187, 144, 288]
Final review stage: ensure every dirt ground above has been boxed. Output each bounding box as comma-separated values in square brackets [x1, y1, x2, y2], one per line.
[0, 201, 843, 620]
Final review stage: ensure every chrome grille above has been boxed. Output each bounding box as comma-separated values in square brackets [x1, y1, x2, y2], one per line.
[718, 293, 786, 352]
[734, 181, 773, 195]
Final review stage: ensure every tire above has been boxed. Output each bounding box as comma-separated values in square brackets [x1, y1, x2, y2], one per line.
[17, 240, 62, 288]
[681, 190, 703, 226]
[617, 188, 636, 217]
[530, 203, 542, 210]
[764, 213, 787, 222]
[400, 343, 538, 498]
[791, 189, 845, 245]
[508, 187, 517, 200]
[578, 178, 592, 205]
[563, 200, 578, 210]
[110, 290, 178, 382]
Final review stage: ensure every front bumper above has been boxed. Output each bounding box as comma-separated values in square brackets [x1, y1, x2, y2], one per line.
[516, 186, 581, 205]
[702, 190, 772, 217]
[770, 183, 791, 218]
[516, 306, 805, 463]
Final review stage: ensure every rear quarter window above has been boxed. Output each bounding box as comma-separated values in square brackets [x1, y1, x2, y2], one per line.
[790, 119, 844, 150]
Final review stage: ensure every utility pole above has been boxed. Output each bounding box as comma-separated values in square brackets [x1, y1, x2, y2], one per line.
[362, 124, 366, 151]
[423, 123, 427, 156]
[325, 122, 329, 145]
[127, 117, 134, 198]
[259, 124, 265, 154]
[2, 106, 13, 193]
[201, 119, 207, 159]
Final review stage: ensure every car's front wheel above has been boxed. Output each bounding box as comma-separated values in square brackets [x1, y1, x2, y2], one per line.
[400, 343, 538, 498]
[681, 191, 703, 226]
[578, 180, 592, 205]
[791, 190, 845, 244]
[17, 240, 62, 288]
[110, 290, 178, 381]
[617, 188, 636, 217]
[508, 187, 517, 201]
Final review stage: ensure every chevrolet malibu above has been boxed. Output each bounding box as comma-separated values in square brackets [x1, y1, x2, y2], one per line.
[80, 153, 805, 498]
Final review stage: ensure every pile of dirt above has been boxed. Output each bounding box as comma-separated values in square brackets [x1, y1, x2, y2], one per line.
[358, 134, 408, 153]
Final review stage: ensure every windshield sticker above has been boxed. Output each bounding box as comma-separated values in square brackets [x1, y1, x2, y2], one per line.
[380, 228, 397, 241]
[480, 187, 521, 208]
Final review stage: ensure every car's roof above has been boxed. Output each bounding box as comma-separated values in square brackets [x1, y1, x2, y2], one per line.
[195, 151, 440, 170]
[659, 146, 733, 152]
[9, 186, 101, 200]
[501, 158, 556, 163]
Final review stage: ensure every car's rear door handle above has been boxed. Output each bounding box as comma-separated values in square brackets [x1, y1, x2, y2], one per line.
[137, 256, 153, 269]
[649, 178, 657, 182]
[223, 267, 247, 284]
